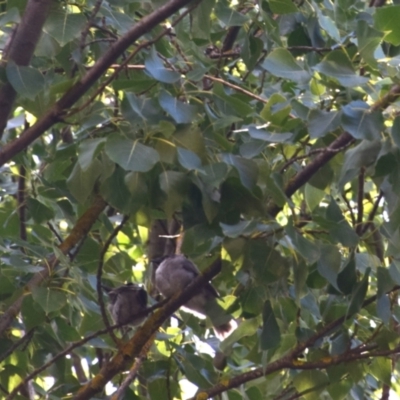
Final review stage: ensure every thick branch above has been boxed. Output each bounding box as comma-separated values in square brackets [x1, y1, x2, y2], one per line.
[0, 0, 52, 136]
[0, 0, 200, 166]
[0, 195, 107, 336]
[191, 285, 400, 399]
[73, 257, 222, 400]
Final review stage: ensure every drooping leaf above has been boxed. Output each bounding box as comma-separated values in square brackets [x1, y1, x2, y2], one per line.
[159, 91, 198, 124]
[341, 101, 383, 140]
[262, 48, 311, 84]
[260, 300, 281, 350]
[308, 109, 341, 139]
[314, 50, 369, 87]
[347, 268, 370, 316]
[145, 48, 180, 83]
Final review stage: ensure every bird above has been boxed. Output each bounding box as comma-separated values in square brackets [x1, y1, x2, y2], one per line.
[102, 283, 148, 326]
[153, 254, 234, 338]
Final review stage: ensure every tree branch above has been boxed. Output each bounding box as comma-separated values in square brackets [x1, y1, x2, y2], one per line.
[0, 195, 107, 336]
[73, 257, 222, 400]
[0, 0, 201, 166]
[0, 0, 52, 136]
[189, 285, 400, 399]
[97, 215, 130, 345]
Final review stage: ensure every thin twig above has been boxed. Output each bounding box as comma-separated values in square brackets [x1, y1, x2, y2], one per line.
[97, 214, 130, 345]
[356, 167, 365, 235]
[68, 3, 200, 117]
[0, 329, 34, 364]
[80, 0, 104, 51]
[110, 332, 157, 400]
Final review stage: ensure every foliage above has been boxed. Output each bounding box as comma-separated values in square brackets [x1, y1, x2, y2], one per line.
[0, 0, 400, 399]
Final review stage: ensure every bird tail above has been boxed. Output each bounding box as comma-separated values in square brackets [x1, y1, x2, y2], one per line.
[204, 301, 236, 339]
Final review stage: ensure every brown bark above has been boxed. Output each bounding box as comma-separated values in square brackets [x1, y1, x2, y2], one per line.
[0, 0, 52, 136]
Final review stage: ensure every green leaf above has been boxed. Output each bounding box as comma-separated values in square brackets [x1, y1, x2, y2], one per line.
[293, 370, 329, 399]
[286, 222, 321, 264]
[269, 0, 298, 14]
[44, 10, 86, 46]
[21, 295, 46, 330]
[260, 300, 281, 350]
[159, 91, 198, 124]
[31, 287, 67, 314]
[67, 160, 102, 204]
[215, 0, 248, 26]
[341, 101, 383, 140]
[338, 140, 381, 188]
[370, 357, 392, 385]
[317, 244, 341, 290]
[376, 294, 391, 325]
[337, 257, 357, 295]
[26, 198, 55, 224]
[391, 116, 400, 148]
[220, 318, 259, 352]
[159, 171, 191, 216]
[78, 138, 106, 172]
[100, 167, 140, 214]
[190, 0, 215, 39]
[248, 126, 293, 143]
[260, 93, 291, 125]
[262, 48, 311, 84]
[357, 20, 384, 68]
[377, 267, 395, 298]
[145, 48, 180, 83]
[105, 134, 160, 172]
[308, 109, 341, 139]
[220, 220, 258, 238]
[314, 50, 369, 87]
[222, 154, 258, 189]
[305, 183, 325, 211]
[375, 5, 400, 46]
[347, 269, 370, 316]
[6, 63, 45, 99]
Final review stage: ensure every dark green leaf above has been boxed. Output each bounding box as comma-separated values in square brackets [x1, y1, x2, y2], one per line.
[215, 1, 248, 26]
[347, 269, 370, 316]
[260, 300, 281, 350]
[341, 101, 383, 140]
[314, 50, 369, 87]
[145, 48, 180, 83]
[26, 198, 55, 224]
[317, 244, 341, 289]
[159, 91, 198, 124]
[375, 5, 400, 45]
[269, 0, 298, 14]
[6, 63, 45, 99]
[262, 48, 311, 84]
[44, 10, 86, 46]
[308, 109, 341, 139]
[105, 134, 160, 172]
[32, 287, 67, 314]
[223, 154, 258, 189]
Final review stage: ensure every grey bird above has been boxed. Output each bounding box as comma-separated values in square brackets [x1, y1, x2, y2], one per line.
[154, 254, 234, 337]
[102, 283, 148, 326]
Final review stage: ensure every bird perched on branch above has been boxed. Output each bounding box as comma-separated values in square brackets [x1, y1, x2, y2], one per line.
[102, 283, 148, 326]
[153, 254, 235, 338]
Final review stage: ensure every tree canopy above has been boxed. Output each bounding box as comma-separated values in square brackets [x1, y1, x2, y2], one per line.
[1, 0, 400, 399]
